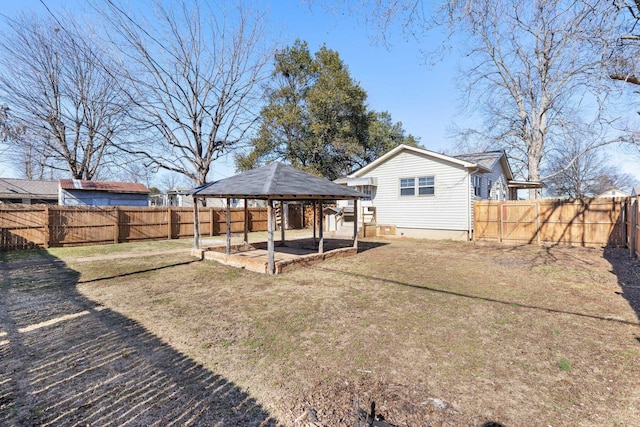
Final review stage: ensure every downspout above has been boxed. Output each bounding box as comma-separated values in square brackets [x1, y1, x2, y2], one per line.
[467, 167, 481, 241]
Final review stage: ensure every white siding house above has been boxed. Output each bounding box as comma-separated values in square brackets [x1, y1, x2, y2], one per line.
[336, 144, 515, 240]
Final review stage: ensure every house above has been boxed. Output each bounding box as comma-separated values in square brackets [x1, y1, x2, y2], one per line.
[335, 144, 536, 240]
[165, 188, 265, 208]
[58, 179, 150, 207]
[595, 188, 629, 198]
[0, 178, 58, 204]
[630, 187, 639, 196]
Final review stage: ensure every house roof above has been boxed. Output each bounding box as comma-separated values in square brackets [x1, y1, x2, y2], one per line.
[455, 150, 514, 181]
[59, 179, 150, 194]
[0, 178, 58, 199]
[191, 162, 365, 200]
[349, 144, 480, 178]
[455, 151, 502, 171]
[348, 144, 518, 181]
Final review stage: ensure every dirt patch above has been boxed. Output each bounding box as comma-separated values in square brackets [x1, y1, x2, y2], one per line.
[2, 238, 640, 426]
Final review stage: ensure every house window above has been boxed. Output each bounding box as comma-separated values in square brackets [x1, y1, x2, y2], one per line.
[473, 175, 482, 197]
[400, 178, 415, 196]
[357, 185, 373, 201]
[418, 176, 435, 196]
[400, 177, 435, 197]
[487, 179, 492, 199]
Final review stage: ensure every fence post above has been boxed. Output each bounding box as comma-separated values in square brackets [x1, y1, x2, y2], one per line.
[167, 207, 173, 239]
[499, 202, 504, 243]
[620, 199, 627, 248]
[43, 205, 50, 248]
[632, 198, 638, 259]
[535, 201, 541, 245]
[210, 206, 215, 237]
[113, 207, 120, 244]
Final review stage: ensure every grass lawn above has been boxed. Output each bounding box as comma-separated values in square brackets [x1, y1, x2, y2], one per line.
[3, 237, 640, 425]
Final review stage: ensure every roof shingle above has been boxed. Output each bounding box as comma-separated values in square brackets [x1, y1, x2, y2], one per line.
[0, 178, 58, 199]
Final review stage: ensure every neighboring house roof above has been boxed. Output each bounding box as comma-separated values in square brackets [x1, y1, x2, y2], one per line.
[349, 144, 478, 177]
[59, 179, 150, 194]
[632, 186, 640, 196]
[0, 178, 58, 200]
[595, 188, 629, 198]
[191, 162, 365, 200]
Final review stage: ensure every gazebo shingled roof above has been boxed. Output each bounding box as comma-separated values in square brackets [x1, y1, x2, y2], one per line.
[190, 162, 364, 200]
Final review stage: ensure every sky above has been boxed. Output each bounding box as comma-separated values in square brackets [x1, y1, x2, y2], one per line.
[0, 0, 638, 188]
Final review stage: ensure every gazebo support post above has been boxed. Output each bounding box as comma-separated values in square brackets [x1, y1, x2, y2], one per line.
[193, 197, 200, 250]
[225, 198, 231, 255]
[243, 198, 249, 246]
[267, 199, 275, 274]
[353, 198, 358, 249]
[280, 200, 285, 246]
[318, 199, 324, 254]
[312, 200, 317, 245]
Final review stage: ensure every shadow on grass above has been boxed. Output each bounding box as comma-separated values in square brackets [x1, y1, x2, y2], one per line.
[311, 265, 640, 327]
[603, 246, 640, 327]
[0, 251, 276, 426]
[78, 259, 200, 284]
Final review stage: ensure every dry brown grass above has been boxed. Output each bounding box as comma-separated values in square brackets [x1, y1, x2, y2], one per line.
[3, 238, 640, 426]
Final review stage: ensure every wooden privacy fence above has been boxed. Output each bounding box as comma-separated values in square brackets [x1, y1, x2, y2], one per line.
[0, 205, 269, 250]
[474, 197, 640, 257]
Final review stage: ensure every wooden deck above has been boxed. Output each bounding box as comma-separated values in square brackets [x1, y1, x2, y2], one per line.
[192, 238, 358, 274]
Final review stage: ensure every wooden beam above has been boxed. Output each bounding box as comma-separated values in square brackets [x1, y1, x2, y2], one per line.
[318, 199, 324, 254]
[244, 198, 249, 245]
[312, 200, 317, 245]
[226, 198, 231, 255]
[193, 199, 200, 250]
[268, 200, 275, 274]
[353, 199, 358, 249]
[280, 200, 285, 245]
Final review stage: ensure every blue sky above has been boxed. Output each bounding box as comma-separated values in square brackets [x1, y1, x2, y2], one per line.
[0, 0, 638, 187]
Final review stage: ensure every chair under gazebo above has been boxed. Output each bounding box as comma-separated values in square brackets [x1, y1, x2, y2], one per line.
[190, 162, 365, 274]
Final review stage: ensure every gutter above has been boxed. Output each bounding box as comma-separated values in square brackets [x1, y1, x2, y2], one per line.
[467, 166, 481, 241]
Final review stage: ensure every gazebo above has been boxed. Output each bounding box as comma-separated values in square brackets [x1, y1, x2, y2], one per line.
[190, 162, 365, 274]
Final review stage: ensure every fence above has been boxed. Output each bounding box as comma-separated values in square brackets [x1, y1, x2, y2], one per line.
[474, 197, 640, 257]
[0, 205, 269, 250]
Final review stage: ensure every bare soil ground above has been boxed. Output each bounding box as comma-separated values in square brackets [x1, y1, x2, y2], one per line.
[1, 237, 639, 426]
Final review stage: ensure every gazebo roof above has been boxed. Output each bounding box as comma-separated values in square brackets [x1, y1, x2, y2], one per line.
[191, 162, 365, 200]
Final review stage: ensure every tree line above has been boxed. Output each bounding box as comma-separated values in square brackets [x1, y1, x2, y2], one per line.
[0, 1, 415, 187]
[318, 0, 640, 197]
[1, 0, 639, 197]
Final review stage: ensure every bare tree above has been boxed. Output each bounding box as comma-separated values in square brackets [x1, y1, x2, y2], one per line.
[318, 0, 634, 198]
[0, 106, 23, 144]
[609, 1, 640, 86]
[97, 0, 274, 186]
[545, 139, 638, 197]
[438, 0, 629, 198]
[0, 12, 129, 180]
